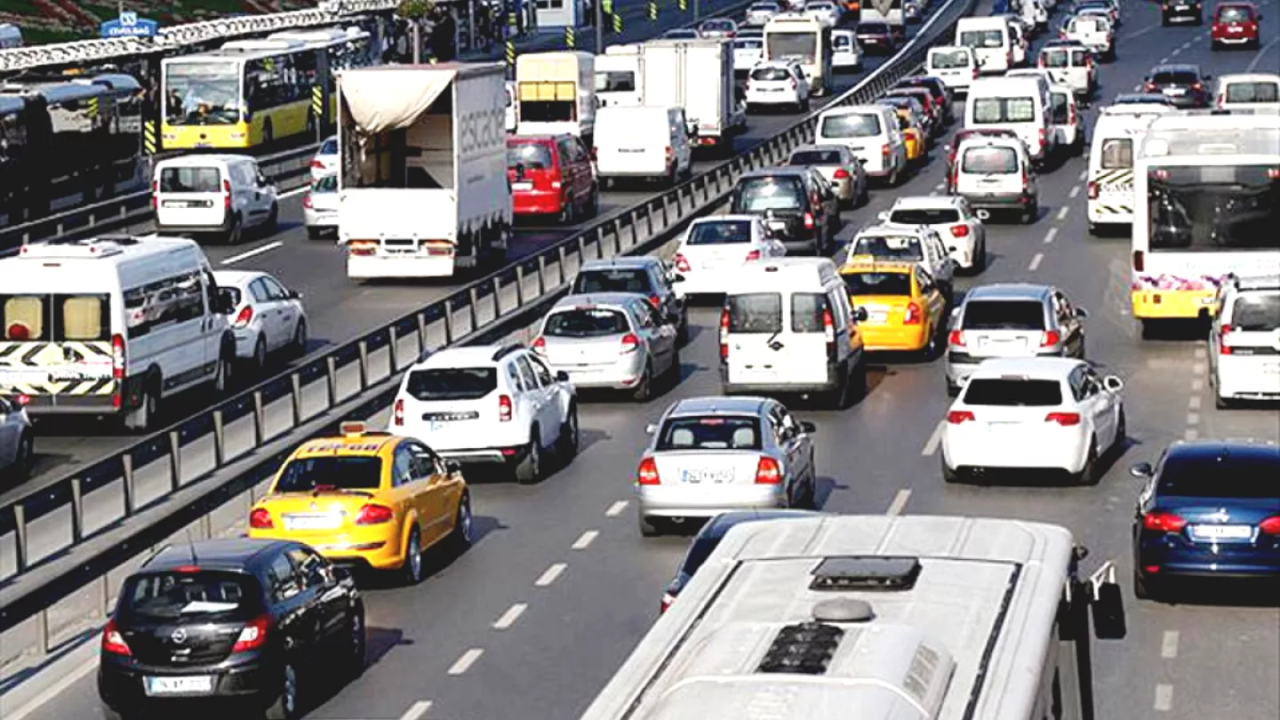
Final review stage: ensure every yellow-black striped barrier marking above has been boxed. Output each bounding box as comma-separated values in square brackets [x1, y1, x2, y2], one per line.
[565, 26, 575, 47]
[649, 0, 658, 19]
[311, 86, 323, 116]
[506, 40, 516, 66]
[613, 13, 624, 32]
[143, 120, 157, 154]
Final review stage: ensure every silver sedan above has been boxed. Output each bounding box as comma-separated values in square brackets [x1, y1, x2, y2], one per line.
[786, 144, 868, 207]
[0, 396, 33, 480]
[635, 396, 817, 536]
[304, 174, 338, 239]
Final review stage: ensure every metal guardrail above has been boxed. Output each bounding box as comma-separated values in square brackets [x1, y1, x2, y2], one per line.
[0, 0, 973, 664]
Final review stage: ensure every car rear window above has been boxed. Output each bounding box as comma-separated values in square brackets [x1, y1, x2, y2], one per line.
[1217, 6, 1253, 22]
[819, 112, 880, 139]
[1100, 138, 1133, 170]
[312, 175, 338, 193]
[119, 571, 261, 622]
[1071, 49, 1090, 65]
[1072, 17, 1104, 31]
[573, 268, 652, 294]
[319, 137, 338, 155]
[728, 292, 782, 333]
[159, 166, 221, 193]
[888, 207, 962, 224]
[735, 39, 764, 50]
[751, 66, 792, 81]
[789, 149, 845, 166]
[687, 220, 753, 245]
[507, 142, 554, 170]
[963, 378, 1064, 406]
[962, 146, 1019, 174]
[732, 176, 806, 212]
[962, 300, 1046, 329]
[657, 415, 762, 451]
[791, 293, 827, 333]
[931, 49, 971, 68]
[1153, 70, 1199, 84]
[959, 29, 1004, 48]
[275, 455, 384, 492]
[843, 272, 913, 297]
[971, 97, 1036, 123]
[852, 234, 924, 261]
[833, 33, 853, 48]
[544, 307, 630, 337]
[405, 367, 498, 401]
[596, 70, 637, 92]
[1231, 293, 1280, 331]
[1226, 82, 1280, 103]
[1, 293, 110, 342]
[1157, 453, 1280, 498]
[1043, 49, 1069, 68]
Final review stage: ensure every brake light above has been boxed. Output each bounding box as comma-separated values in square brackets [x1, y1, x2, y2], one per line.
[1088, 181, 1099, 200]
[111, 334, 125, 381]
[822, 307, 835, 358]
[832, 168, 851, 179]
[745, 249, 761, 261]
[499, 394, 513, 422]
[151, 180, 158, 209]
[223, 178, 232, 210]
[948, 329, 966, 346]
[1037, 127, 1046, 150]
[950, 224, 969, 238]
[1041, 329, 1061, 347]
[674, 252, 691, 272]
[803, 212, 815, 230]
[393, 398, 405, 426]
[754, 456, 782, 484]
[637, 457, 660, 485]
[903, 302, 922, 325]
[302, 193, 313, 209]
[1133, 250, 1145, 273]
[620, 333, 640, 353]
[1259, 516, 1280, 535]
[354, 503, 395, 525]
[1068, 103, 1076, 126]
[1143, 511, 1187, 533]
[1144, 82, 1157, 92]
[232, 305, 253, 329]
[881, 143, 891, 159]
[232, 616, 270, 653]
[249, 507, 273, 529]
[660, 592, 676, 613]
[665, 146, 673, 165]
[1219, 324, 1232, 355]
[1217, 94, 1225, 108]
[947, 410, 975, 424]
[648, 295, 661, 309]
[1045, 412, 1081, 426]
[972, 66, 979, 80]
[532, 336, 546, 354]
[102, 619, 131, 656]
[1192, 82, 1202, 92]
[719, 307, 731, 359]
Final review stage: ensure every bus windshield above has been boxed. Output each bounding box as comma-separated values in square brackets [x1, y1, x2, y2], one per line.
[1148, 165, 1280, 252]
[767, 32, 817, 64]
[164, 62, 240, 125]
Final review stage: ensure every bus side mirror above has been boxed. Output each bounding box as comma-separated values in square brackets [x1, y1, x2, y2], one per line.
[1090, 562, 1126, 640]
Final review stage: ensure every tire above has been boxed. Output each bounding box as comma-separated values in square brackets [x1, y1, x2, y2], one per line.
[886, 162, 900, 188]
[586, 183, 600, 217]
[1021, 202, 1038, 225]
[557, 405, 579, 460]
[1113, 409, 1126, 452]
[225, 215, 243, 245]
[638, 512, 661, 537]
[1088, 222, 1099, 237]
[290, 319, 308, 357]
[677, 311, 690, 346]
[11, 432, 33, 480]
[449, 492, 474, 552]
[632, 362, 653, 402]
[558, 194, 576, 225]
[922, 324, 941, 360]
[346, 608, 366, 678]
[213, 350, 231, 395]
[826, 365, 851, 410]
[850, 358, 867, 401]
[1133, 568, 1159, 601]
[264, 203, 279, 235]
[306, 227, 324, 240]
[1215, 392, 1232, 410]
[1140, 320, 1158, 340]
[401, 526, 423, 584]
[946, 379, 960, 397]
[124, 377, 159, 433]
[251, 336, 267, 373]
[941, 455, 961, 483]
[1075, 438, 1100, 486]
[515, 432, 541, 484]
[263, 660, 300, 720]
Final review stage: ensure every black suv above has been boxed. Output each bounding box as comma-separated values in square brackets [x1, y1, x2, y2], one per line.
[99, 538, 365, 719]
[1142, 63, 1213, 108]
[730, 167, 838, 256]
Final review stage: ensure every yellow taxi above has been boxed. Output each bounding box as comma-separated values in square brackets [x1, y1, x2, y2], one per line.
[248, 422, 471, 584]
[840, 260, 947, 355]
[878, 101, 926, 162]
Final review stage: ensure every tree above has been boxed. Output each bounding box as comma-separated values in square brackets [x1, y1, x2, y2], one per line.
[397, 0, 434, 19]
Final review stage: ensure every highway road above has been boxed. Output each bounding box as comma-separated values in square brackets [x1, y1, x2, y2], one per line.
[10, 1, 943, 503]
[15, 1, 1280, 719]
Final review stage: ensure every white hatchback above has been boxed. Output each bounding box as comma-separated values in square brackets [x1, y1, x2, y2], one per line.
[745, 61, 810, 112]
[831, 29, 863, 70]
[212, 270, 308, 371]
[942, 357, 1126, 485]
[1208, 275, 1280, 407]
[803, 0, 841, 27]
[672, 215, 785, 298]
[879, 195, 987, 273]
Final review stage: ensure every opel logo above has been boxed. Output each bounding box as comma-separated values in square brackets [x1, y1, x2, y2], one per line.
[170, 628, 187, 644]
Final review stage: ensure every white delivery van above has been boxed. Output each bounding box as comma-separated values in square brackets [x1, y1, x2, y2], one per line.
[720, 257, 868, 407]
[515, 51, 596, 142]
[1214, 73, 1280, 112]
[642, 38, 746, 153]
[593, 106, 694, 188]
[595, 44, 644, 107]
[1038, 41, 1096, 98]
[814, 105, 908, 185]
[955, 16, 1014, 75]
[0, 235, 236, 431]
[926, 45, 979, 94]
[953, 135, 1039, 223]
[152, 154, 279, 244]
[1086, 107, 1163, 234]
[966, 76, 1055, 163]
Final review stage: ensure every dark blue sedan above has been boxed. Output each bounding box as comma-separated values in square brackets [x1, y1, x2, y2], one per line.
[1130, 440, 1280, 600]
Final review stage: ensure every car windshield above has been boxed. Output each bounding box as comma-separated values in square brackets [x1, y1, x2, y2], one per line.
[843, 271, 913, 296]
[164, 61, 240, 125]
[160, 167, 221, 193]
[889, 207, 961, 224]
[820, 112, 880, 139]
[963, 378, 1064, 406]
[1157, 453, 1280, 498]
[507, 142, 554, 170]
[750, 66, 792, 81]
[962, 300, 1046, 329]
[687, 220, 754, 245]
[971, 97, 1036, 123]
[544, 307, 630, 337]
[1226, 82, 1279, 103]
[931, 49, 971, 68]
[962, 146, 1019, 174]
[732, 177, 806, 212]
[275, 455, 384, 492]
[657, 415, 763, 451]
[574, 268, 652, 294]
[1231, 293, 1280, 331]
[1217, 6, 1252, 21]
[120, 571, 259, 621]
[1152, 70, 1199, 84]
[405, 367, 498, 401]
[789, 149, 845, 165]
[703, 19, 734, 29]
[959, 29, 1004, 48]
[1148, 165, 1280, 252]
[728, 292, 782, 333]
[595, 70, 637, 92]
[852, 234, 924, 260]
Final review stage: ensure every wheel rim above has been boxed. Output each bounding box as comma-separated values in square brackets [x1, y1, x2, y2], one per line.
[408, 531, 421, 579]
[282, 664, 296, 714]
[459, 497, 473, 541]
[569, 413, 579, 448]
[529, 442, 540, 477]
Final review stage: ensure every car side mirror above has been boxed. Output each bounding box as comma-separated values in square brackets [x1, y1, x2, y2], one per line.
[877, 210, 890, 221]
[1203, 74, 1213, 81]
[287, 288, 302, 300]
[1129, 461, 1154, 479]
[1103, 375, 1124, 393]
[1074, 307, 1088, 318]
[949, 307, 961, 324]
[855, 306, 869, 322]
[645, 423, 658, 434]
[800, 421, 817, 434]
[445, 459, 463, 474]
[331, 565, 353, 583]
[555, 370, 570, 382]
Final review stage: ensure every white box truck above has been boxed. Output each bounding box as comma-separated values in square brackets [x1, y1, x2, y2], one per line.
[515, 51, 596, 142]
[595, 44, 644, 108]
[640, 38, 746, 154]
[337, 63, 510, 280]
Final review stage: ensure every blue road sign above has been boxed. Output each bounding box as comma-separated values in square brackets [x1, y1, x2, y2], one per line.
[100, 11, 159, 39]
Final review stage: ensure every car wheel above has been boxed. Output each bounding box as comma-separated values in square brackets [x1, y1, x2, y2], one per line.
[677, 311, 690, 346]
[1133, 567, 1160, 600]
[632, 362, 653, 402]
[923, 325, 940, 360]
[638, 512, 661, 537]
[1215, 392, 1233, 410]
[886, 162, 900, 188]
[515, 432, 541, 484]
[1021, 202, 1038, 224]
[124, 378, 159, 433]
[264, 660, 300, 720]
[12, 432, 33, 479]
[557, 406, 580, 460]
[213, 351, 231, 394]
[826, 366, 851, 410]
[1075, 437, 1099, 486]
[251, 336, 267, 373]
[264, 203, 279, 235]
[225, 215, 243, 245]
[347, 609, 366, 678]
[587, 183, 600, 217]
[450, 492, 474, 552]
[559, 194, 575, 225]
[291, 319, 308, 357]
[401, 526, 423, 584]
[1088, 222, 1100, 237]
[1113, 409, 1127, 452]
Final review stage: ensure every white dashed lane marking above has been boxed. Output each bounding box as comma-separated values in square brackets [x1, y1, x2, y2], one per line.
[572, 530, 599, 550]
[535, 563, 567, 587]
[1044, 227, 1058, 244]
[1161, 630, 1180, 659]
[921, 420, 945, 456]
[402, 701, 433, 720]
[886, 489, 912, 516]
[1154, 684, 1174, 711]
[1056, 206, 1070, 221]
[1069, 185, 1081, 199]
[605, 500, 629, 517]
[1188, 396, 1201, 410]
[448, 648, 484, 676]
[493, 603, 528, 630]
[1028, 252, 1044, 272]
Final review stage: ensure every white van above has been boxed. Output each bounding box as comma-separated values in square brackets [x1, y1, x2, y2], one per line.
[1214, 73, 1280, 112]
[0, 236, 235, 431]
[966, 76, 1055, 163]
[720, 258, 868, 407]
[1038, 41, 1096, 98]
[953, 135, 1039, 224]
[955, 16, 1014, 74]
[814, 105, 908, 185]
[1086, 107, 1163, 234]
[153, 155, 279, 244]
[926, 46, 979, 94]
[593, 106, 694, 188]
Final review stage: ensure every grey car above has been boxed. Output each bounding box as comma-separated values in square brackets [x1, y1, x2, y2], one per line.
[572, 257, 689, 345]
[635, 396, 818, 536]
[943, 284, 1088, 395]
[0, 396, 33, 480]
[303, 174, 338, 239]
[786, 144, 869, 208]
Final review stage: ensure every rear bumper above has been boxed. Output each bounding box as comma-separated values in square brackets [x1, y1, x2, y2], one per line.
[958, 191, 1035, 211]
[155, 220, 234, 235]
[513, 190, 565, 216]
[720, 359, 847, 395]
[860, 325, 930, 352]
[1131, 289, 1216, 319]
[304, 207, 337, 228]
[636, 483, 788, 517]
[945, 348, 1065, 384]
[98, 653, 279, 712]
[1136, 539, 1280, 579]
[546, 355, 647, 390]
[1215, 358, 1280, 399]
[250, 526, 405, 570]
[943, 426, 1088, 473]
[348, 254, 459, 279]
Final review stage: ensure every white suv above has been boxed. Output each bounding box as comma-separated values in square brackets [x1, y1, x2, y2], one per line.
[1208, 275, 1280, 409]
[878, 195, 987, 274]
[389, 344, 579, 483]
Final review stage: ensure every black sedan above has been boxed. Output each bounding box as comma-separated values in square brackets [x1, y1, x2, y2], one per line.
[1130, 441, 1280, 601]
[1141, 63, 1213, 108]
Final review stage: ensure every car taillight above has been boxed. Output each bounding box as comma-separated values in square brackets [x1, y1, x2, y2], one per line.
[620, 333, 640, 353]
[675, 253, 691, 272]
[249, 507, 273, 529]
[789, 78, 797, 90]
[803, 212, 815, 229]
[660, 592, 676, 613]
[1037, 56, 1046, 68]
[903, 302, 922, 325]
[232, 616, 271, 653]
[832, 167, 850, 179]
[354, 503, 395, 525]
[1045, 412, 1081, 426]
[648, 295, 661, 309]
[1088, 181, 1099, 200]
[1192, 82, 1203, 92]
[232, 305, 253, 329]
[223, 178, 232, 210]
[532, 336, 546, 354]
[590, 146, 598, 161]
[665, 146, 673, 165]
[1041, 329, 1061, 347]
[1259, 516, 1280, 535]
[881, 143, 891, 159]
[754, 456, 782, 484]
[102, 619, 131, 656]
[637, 457, 660, 485]
[822, 307, 835, 357]
[972, 66, 979, 80]
[948, 329, 966, 346]
[302, 193, 313, 209]
[151, 180, 158, 209]
[393, 398, 405, 426]
[111, 333, 125, 380]
[1219, 324, 1233, 355]
[1144, 82, 1157, 92]
[1143, 511, 1187, 533]
[745, 249, 761, 261]
[498, 394, 513, 422]
[1216, 94, 1225, 108]
[1132, 250, 1145, 273]
[950, 224, 969, 238]
[947, 410, 975, 424]
[311, 160, 324, 170]
[1037, 127, 1046, 150]
[1068, 104, 1076, 126]
[719, 307, 731, 359]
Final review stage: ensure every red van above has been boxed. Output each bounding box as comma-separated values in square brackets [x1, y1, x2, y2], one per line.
[507, 134, 599, 224]
[1211, 2, 1261, 50]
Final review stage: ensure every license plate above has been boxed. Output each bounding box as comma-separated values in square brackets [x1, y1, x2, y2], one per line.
[511, 181, 533, 191]
[1164, 88, 1186, 96]
[768, 220, 787, 230]
[867, 312, 888, 323]
[283, 513, 342, 531]
[145, 676, 213, 696]
[162, 200, 196, 208]
[680, 468, 735, 484]
[1189, 524, 1252, 541]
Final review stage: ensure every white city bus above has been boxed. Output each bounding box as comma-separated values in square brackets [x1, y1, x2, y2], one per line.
[579, 514, 1126, 720]
[764, 14, 834, 96]
[1131, 110, 1280, 337]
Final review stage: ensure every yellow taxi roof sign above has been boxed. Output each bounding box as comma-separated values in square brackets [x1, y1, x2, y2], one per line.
[841, 258, 914, 274]
[340, 421, 366, 436]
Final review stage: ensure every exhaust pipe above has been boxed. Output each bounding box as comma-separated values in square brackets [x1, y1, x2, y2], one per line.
[976, 209, 991, 220]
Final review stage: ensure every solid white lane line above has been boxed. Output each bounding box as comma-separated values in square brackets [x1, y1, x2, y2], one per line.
[921, 420, 945, 456]
[605, 500, 629, 517]
[1154, 684, 1174, 711]
[572, 530, 599, 550]
[448, 648, 484, 675]
[402, 701, 433, 720]
[886, 489, 911, 516]
[279, 184, 310, 200]
[930, 191, 940, 196]
[934, 182, 946, 191]
[220, 240, 283, 266]
[1028, 253, 1044, 272]
[1188, 396, 1201, 410]
[1044, 227, 1058, 244]
[535, 562, 567, 587]
[493, 603, 528, 630]
[1186, 412, 1200, 426]
[1161, 630, 1180, 659]
[5, 657, 98, 720]
[1056, 206, 1069, 221]
[1185, 428, 1200, 441]
[1069, 185, 1081, 199]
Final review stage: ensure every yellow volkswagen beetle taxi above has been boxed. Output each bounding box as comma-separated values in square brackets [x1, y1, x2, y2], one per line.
[840, 260, 947, 356]
[248, 422, 471, 584]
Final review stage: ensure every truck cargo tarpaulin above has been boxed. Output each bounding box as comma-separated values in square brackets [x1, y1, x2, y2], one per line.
[340, 68, 457, 134]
